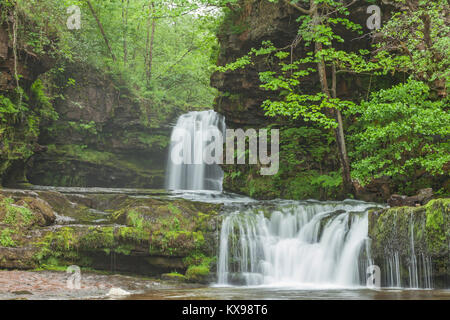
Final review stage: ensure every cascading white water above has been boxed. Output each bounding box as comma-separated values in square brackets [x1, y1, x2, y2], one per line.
[385, 252, 402, 288]
[408, 212, 419, 288]
[165, 110, 226, 191]
[217, 201, 378, 288]
[371, 209, 433, 289]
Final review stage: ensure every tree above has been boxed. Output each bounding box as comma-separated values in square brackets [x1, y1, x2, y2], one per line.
[372, 0, 449, 97]
[346, 79, 449, 192]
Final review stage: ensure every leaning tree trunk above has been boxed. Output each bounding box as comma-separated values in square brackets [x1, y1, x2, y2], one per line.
[313, 8, 354, 196]
[86, 0, 116, 62]
[145, 1, 156, 86]
[122, 0, 129, 65]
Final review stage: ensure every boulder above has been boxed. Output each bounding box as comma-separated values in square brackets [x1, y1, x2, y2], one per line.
[388, 188, 434, 207]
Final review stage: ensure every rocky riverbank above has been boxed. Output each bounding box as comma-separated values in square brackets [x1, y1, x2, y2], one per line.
[0, 188, 222, 283]
[0, 270, 206, 300]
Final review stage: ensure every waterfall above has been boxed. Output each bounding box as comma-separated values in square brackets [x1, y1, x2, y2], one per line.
[408, 212, 419, 288]
[217, 201, 378, 288]
[385, 252, 402, 288]
[381, 209, 433, 289]
[165, 110, 226, 191]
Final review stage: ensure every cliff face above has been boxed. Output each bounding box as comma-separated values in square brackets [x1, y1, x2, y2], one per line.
[211, 0, 371, 129]
[0, 20, 53, 92]
[0, 5, 175, 189]
[0, 12, 55, 186]
[211, 1, 297, 128]
[211, 0, 376, 200]
[26, 64, 176, 188]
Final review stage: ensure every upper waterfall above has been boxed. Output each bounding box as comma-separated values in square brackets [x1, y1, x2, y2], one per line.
[165, 110, 226, 191]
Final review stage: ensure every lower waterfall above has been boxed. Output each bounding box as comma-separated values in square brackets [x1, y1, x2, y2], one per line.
[217, 201, 377, 288]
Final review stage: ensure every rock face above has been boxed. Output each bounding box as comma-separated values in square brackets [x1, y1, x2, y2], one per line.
[0, 4, 177, 189]
[368, 198, 449, 288]
[211, 1, 297, 128]
[0, 10, 55, 187]
[25, 64, 177, 188]
[387, 188, 434, 207]
[211, 0, 371, 129]
[0, 189, 222, 282]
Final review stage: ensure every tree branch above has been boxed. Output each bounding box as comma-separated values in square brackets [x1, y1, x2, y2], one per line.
[86, 0, 116, 62]
[283, 0, 312, 15]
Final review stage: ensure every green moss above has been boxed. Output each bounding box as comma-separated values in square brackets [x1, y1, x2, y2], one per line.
[183, 252, 215, 282]
[424, 198, 449, 254]
[164, 272, 187, 280]
[167, 203, 182, 215]
[0, 197, 35, 229]
[33, 263, 69, 272]
[0, 228, 16, 247]
[369, 198, 449, 258]
[33, 227, 78, 264]
[116, 226, 149, 242]
[123, 132, 169, 150]
[79, 227, 115, 249]
[185, 265, 210, 280]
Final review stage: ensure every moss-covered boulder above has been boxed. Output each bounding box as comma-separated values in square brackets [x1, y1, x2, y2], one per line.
[0, 189, 222, 283]
[368, 198, 449, 288]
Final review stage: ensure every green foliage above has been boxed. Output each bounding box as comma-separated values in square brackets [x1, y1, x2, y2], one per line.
[0, 197, 35, 229]
[0, 228, 16, 247]
[67, 121, 98, 135]
[216, 2, 367, 129]
[218, 0, 448, 196]
[0, 95, 19, 118]
[0, 78, 56, 182]
[223, 125, 342, 200]
[13, 0, 220, 114]
[30, 79, 58, 120]
[373, 0, 449, 95]
[347, 79, 450, 185]
[425, 198, 449, 253]
[184, 252, 214, 281]
[310, 171, 342, 189]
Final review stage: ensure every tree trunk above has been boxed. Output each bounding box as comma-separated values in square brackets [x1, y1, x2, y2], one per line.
[122, 0, 129, 65]
[86, 0, 116, 62]
[145, 1, 156, 86]
[313, 7, 354, 196]
[331, 64, 353, 195]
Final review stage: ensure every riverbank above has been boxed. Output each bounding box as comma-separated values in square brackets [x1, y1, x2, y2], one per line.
[1, 270, 449, 300]
[0, 270, 203, 300]
[0, 188, 221, 283]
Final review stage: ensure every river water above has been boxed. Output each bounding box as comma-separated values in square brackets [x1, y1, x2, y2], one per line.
[126, 286, 450, 300]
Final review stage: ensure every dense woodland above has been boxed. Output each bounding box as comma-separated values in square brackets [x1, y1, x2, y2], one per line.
[0, 0, 449, 201]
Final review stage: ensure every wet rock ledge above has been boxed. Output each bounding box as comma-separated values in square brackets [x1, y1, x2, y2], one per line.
[368, 198, 450, 288]
[0, 189, 222, 283]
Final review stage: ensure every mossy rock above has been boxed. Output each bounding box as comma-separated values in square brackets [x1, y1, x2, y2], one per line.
[0, 195, 55, 229]
[0, 189, 222, 278]
[368, 198, 449, 287]
[161, 272, 187, 282]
